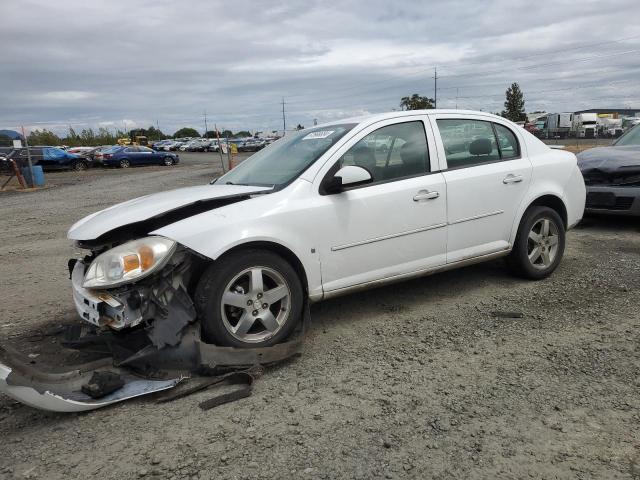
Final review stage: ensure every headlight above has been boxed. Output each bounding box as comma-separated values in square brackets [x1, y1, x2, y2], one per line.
[83, 236, 176, 289]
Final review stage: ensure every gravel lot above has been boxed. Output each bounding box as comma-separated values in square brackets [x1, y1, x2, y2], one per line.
[0, 156, 639, 480]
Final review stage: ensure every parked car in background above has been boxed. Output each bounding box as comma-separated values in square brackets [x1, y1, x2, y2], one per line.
[6, 146, 91, 171]
[152, 140, 173, 151]
[101, 145, 179, 168]
[66, 110, 584, 351]
[86, 146, 114, 164]
[238, 139, 267, 152]
[578, 123, 640, 216]
[164, 141, 184, 151]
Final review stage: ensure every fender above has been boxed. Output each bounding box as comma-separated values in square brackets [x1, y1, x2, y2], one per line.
[153, 180, 324, 300]
[508, 149, 584, 243]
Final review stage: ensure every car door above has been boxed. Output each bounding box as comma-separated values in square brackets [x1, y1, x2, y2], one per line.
[123, 146, 140, 164]
[429, 114, 532, 263]
[139, 146, 158, 164]
[313, 117, 448, 293]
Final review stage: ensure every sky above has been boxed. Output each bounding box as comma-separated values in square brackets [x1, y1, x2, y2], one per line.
[1, 0, 639, 136]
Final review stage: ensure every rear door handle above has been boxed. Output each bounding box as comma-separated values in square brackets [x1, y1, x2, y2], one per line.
[413, 190, 440, 201]
[503, 174, 524, 184]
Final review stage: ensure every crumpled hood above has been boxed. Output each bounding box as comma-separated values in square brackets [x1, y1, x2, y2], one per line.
[68, 184, 272, 241]
[577, 146, 640, 172]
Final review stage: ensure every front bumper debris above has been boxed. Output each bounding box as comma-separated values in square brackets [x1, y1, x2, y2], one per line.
[0, 303, 308, 413]
[0, 343, 181, 413]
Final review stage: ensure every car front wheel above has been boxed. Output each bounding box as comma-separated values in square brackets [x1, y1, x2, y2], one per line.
[195, 250, 303, 347]
[163, 156, 174, 166]
[507, 206, 565, 280]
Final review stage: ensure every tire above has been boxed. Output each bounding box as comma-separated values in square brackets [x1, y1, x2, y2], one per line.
[119, 158, 130, 168]
[195, 249, 303, 347]
[72, 160, 88, 171]
[507, 206, 565, 280]
[162, 156, 174, 166]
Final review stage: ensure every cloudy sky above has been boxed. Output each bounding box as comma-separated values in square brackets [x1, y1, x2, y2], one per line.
[1, 0, 639, 136]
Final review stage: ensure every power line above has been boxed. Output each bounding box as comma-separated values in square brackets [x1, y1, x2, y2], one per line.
[285, 49, 640, 107]
[284, 34, 640, 100]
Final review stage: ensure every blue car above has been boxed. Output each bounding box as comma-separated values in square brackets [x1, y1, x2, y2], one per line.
[102, 146, 179, 168]
[6, 146, 90, 171]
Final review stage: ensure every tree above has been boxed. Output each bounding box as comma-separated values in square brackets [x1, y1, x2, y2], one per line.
[0, 134, 12, 147]
[204, 130, 220, 138]
[400, 94, 435, 111]
[501, 82, 526, 122]
[295, 124, 304, 130]
[145, 126, 166, 141]
[234, 131, 251, 138]
[173, 127, 200, 138]
[28, 129, 61, 146]
[221, 130, 233, 138]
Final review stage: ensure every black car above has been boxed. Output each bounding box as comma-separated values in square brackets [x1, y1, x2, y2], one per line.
[577, 123, 640, 216]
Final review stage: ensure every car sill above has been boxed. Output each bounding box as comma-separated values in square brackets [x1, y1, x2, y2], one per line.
[321, 249, 511, 300]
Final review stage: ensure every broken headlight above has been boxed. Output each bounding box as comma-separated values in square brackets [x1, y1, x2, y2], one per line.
[83, 236, 177, 289]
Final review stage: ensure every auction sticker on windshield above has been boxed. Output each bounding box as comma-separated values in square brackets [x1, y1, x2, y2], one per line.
[303, 130, 335, 140]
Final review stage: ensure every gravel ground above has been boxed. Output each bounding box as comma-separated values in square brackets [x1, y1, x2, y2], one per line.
[0, 160, 639, 480]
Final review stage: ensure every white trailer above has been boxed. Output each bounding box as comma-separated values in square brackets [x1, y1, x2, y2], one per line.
[571, 113, 598, 138]
[544, 113, 573, 139]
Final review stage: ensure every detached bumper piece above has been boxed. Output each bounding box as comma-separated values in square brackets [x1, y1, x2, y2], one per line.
[0, 343, 181, 413]
[1, 304, 308, 413]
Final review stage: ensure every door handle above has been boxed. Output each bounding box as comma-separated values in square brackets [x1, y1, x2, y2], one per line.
[503, 174, 524, 184]
[413, 190, 439, 201]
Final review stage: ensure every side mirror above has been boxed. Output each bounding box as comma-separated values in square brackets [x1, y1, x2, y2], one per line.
[325, 165, 372, 194]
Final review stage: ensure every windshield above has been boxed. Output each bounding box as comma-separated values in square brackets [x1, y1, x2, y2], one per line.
[614, 124, 640, 146]
[216, 124, 356, 187]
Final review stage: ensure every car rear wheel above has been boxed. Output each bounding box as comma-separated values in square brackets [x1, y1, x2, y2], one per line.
[72, 160, 88, 171]
[163, 156, 174, 166]
[507, 206, 565, 280]
[119, 159, 130, 168]
[195, 250, 303, 347]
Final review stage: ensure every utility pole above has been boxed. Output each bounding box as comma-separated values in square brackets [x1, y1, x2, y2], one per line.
[281, 97, 286, 133]
[214, 123, 226, 174]
[433, 67, 438, 109]
[21, 126, 34, 187]
[203, 110, 208, 137]
[455, 87, 459, 109]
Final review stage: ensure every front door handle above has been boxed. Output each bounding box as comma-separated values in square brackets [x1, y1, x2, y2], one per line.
[503, 174, 524, 184]
[413, 190, 440, 201]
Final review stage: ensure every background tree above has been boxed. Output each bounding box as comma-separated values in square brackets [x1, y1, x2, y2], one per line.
[295, 124, 304, 130]
[204, 130, 220, 138]
[28, 129, 61, 146]
[501, 82, 526, 122]
[0, 134, 12, 147]
[234, 130, 251, 138]
[173, 127, 200, 138]
[145, 126, 165, 141]
[221, 129, 233, 138]
[400, 94, 435, 110]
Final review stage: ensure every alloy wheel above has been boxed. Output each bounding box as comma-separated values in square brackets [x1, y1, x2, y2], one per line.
[220, 266, 291, 343]
[120, 159, 130, 168]
[527, 217, 559, 269]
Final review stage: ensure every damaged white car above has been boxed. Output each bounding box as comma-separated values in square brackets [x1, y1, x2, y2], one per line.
[1, 110, 586, 411]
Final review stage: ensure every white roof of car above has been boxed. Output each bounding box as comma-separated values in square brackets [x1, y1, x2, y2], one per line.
[316, 109, 504, 128]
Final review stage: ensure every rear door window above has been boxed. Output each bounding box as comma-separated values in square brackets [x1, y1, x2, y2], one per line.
[436, 119, 521, 169]
[493, 124, 520, 159]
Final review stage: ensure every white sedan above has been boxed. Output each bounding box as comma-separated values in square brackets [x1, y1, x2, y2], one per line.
[68, 110, 585, 348]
